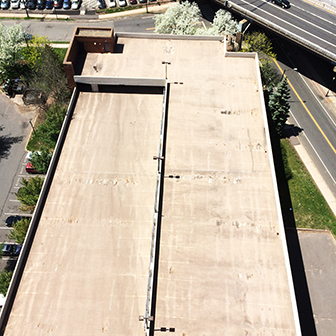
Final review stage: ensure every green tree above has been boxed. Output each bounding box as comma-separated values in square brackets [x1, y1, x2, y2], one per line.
[259, 58, 281, 89]
[242, 32, 280, 89]
[0, 23, 26, 81]
[242, 31, 276, 58]
[27, 103, 67, 151]
[9, 217, 31, 245]
[15, 176, 44, 212]
[0, 270, 13, 296]
[21, 35, 50, 71]
[30, 147, 52, 174]
[29, 45, 70, 104]
[268, 79, 291, 136]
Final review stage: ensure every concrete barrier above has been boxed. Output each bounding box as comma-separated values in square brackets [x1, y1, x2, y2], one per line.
[74, 76, 166, 87]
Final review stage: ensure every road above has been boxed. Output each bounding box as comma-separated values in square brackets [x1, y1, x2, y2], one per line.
[0, 14, 155, 40]
[271, 37, 336, 198]
[213, 0, 336, 62]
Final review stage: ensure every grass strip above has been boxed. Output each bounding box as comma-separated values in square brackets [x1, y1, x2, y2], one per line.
[282, 138, 336, 235]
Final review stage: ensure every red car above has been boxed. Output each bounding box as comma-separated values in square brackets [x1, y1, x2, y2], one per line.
[25, 162, 38, 174]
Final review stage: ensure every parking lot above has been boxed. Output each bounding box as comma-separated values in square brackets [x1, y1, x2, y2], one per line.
[0, 93, 36, 247]
[0, 0, 160, 12]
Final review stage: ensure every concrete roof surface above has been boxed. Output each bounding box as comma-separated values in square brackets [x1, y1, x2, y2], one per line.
[3, 37, 299, 336]
[5, 92, 163, 336]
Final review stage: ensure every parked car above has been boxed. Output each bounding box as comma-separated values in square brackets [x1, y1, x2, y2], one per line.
[36, 0, 46, 8]
[45, 0, 53, 8]
[63, 0, 70, 8]
[118, 0, 126, 6]
[272, 0, 290, 8]
[53, 0, 62, 8]
[107, 0, 115, 7]
[71, 0, 80, 9]
[2, 244, 22, 256]
[129, 0, 136, 4]
[25, 162, 38, 174]
[11, 0, 20, 9]
[139, 0, 146, 3]
[1, 0, 10, 9]
[20, 0, 26, 8]
[27, 0, 37, 9]
[97, 0, 105, 9]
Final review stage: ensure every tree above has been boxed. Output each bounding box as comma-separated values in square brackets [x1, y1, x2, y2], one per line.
[154, 1, 202, 35]
[29, 104, 67, 150]
[21, 35, 50, 71]
[30, 147, 52, 174]
[268, 79, 291, 136]
[154, 2, 238, 36]
[0, 270, 13, 296]
[9, 217, 31, 245]
[211, 9, 239, 35]
[241, 31, 280, 89]
[242, 31, 276, 58]
[259, 58, 281, 89]
[15, 176, 44, 212]
[0, 23, 25, 81]
[29, 45, 70, 104]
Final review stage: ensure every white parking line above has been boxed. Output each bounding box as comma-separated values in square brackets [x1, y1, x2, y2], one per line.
[9, 200, 20, 202]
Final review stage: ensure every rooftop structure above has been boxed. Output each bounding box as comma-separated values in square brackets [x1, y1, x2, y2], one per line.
[0, 30, 301, 336]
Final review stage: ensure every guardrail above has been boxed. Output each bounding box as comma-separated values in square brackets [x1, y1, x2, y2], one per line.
[0, 88, 79, 335]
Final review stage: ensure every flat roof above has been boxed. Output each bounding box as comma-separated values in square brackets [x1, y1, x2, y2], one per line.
[3, 36, 300, 335]
[5, 91, 163, 335]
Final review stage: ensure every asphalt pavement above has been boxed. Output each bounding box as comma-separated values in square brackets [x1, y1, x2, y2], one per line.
[0, 93, 35, 253]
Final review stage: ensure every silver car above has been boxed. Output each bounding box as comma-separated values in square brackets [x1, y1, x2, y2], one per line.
[11, 0, 20, 8]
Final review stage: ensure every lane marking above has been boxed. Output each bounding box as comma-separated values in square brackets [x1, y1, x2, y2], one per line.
[297, 72, 336, 128]
[289, 110, 336, 185]
[300, 0, 336, 15]
[146, 27, 155, 30]
[291, 2, 336, 27]
[273, 59, 336, 155]
[239, 0, 336, 46]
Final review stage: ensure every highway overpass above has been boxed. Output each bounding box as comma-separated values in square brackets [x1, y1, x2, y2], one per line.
[213, 0, 336, 63]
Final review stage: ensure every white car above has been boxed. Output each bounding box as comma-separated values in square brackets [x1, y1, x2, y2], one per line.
[118, 0, 126, 6]
[71, 0, 81, 9]
[107, 0, 115, 7]
[11, 0, 20, 9]
[20, 0, 26, 8]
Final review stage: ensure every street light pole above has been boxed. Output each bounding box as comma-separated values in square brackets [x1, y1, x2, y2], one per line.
[28, 120, 37, 136]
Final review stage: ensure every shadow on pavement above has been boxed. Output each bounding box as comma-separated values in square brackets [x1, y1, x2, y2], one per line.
[0, 135, 23, 161]
[266, 99, 317, 336]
